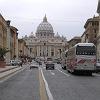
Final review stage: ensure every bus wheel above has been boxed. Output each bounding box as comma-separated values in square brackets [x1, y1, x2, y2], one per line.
[67, 70, 70, 73]
[87, 72, 92, 76]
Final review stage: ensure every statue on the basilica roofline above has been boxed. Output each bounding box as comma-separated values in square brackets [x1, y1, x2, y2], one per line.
[97, 0, 100, 14]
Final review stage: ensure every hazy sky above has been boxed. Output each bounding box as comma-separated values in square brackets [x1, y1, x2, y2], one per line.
[0, 0, 99, 40]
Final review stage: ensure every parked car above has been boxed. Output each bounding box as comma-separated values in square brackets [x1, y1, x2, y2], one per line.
[45, 58, 54, 70]
[10, 60, 17, 66]
[96, 62, 100, 72]
[10, 60, 22, 66]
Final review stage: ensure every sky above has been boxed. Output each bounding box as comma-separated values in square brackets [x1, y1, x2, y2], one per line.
[0, 0, 99, 41]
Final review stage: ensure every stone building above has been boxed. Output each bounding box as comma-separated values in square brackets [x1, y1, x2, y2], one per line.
[81, 16, 100, 60]
[68, 36, 81, 49]
[0, 14, 19, 63]
[81, 16, 99, 44]
[0, 14, 7, 48]
[23, 15, 68, 59]
[18, 39, 28, 59]
[6, 21, 19, 63]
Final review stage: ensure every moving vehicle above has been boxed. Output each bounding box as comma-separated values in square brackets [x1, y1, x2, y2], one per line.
[66, 43, 96, 75]
[96, 61, 100, 72]
[30, 64, 39, 69]
[45, 57, 54, 70]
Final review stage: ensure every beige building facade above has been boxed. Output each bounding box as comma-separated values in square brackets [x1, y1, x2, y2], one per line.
[81, 16, 100, 60]
[68, 36, 81, 49]
[18, 39, 28, 59]
[23, 15, 67, 59]
[0, 14, 7, 48]
[0, 14, 19, 63]
[81, 16, 99, 44]
[6, 21, 19, 63]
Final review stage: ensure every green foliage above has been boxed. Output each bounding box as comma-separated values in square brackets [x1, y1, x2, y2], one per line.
[0, 48, 9, 61]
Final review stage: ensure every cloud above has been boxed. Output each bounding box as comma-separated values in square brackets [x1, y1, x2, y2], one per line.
[0, 0, 98, 40]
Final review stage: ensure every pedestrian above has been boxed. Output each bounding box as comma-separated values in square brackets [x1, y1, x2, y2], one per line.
[20, 61, 23, 67]
[39, 61, 42, 67]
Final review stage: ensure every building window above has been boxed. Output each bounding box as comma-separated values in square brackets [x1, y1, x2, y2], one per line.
[94, 29, 97, 33]
[94, 34, 97, 38]
[51, 52, 54, 56]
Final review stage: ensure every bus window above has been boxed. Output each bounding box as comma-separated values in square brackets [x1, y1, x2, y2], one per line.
[76, 46, 96, 55]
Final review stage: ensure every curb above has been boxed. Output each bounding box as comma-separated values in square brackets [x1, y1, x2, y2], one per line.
[0, 66, 20, 73]
[0, 67, 23, 80]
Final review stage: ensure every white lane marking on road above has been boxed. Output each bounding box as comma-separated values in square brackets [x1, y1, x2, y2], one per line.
[40, 68, 54, 100]
[57, 68, 70, 77]
[49, 70, 55, 75]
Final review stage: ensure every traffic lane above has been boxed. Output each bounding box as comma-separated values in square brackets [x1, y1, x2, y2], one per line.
[0, 67, 40, 100]
[42, 66, 100, 100]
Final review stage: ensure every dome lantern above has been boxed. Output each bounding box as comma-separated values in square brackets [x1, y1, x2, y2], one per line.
[43, 14, 47, 22]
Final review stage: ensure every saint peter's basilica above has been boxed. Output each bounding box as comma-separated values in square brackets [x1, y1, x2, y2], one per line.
[23, 15, 68, 59]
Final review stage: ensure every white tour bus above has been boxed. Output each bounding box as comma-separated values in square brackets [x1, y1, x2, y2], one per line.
[66, 43, 96, 75]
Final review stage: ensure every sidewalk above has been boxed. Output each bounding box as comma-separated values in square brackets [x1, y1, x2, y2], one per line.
[0, 65, 22, 80]
[0, 66, 18, 72]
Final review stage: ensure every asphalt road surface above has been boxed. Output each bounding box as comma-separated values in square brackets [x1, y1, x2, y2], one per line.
[42, 64, 100, 100]
[0, 65, 40, 100]
[0, 63, 100, 100]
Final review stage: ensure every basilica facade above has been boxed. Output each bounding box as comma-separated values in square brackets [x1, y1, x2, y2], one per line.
[23, 15, 68, 59]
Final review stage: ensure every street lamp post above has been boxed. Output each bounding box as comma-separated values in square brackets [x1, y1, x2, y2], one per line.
[97, 0, 100, 61]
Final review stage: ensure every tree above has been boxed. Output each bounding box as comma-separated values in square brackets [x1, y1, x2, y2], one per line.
[0, 48, 9, 61]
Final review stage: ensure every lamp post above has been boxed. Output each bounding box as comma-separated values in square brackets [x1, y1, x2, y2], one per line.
[97, 0, 100, 61]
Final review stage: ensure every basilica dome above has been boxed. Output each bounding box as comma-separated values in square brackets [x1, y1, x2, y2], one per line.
[36, 15, 54, 34]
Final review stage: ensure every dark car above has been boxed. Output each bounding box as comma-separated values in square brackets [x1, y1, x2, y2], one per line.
[45, 58, 54, 70]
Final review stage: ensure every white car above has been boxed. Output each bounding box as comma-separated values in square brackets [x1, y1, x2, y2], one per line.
[10, 60, 22, 66]
[96, 62, 100, 72]
[30, 64, 39, 69]
[10, 60, 17, 66]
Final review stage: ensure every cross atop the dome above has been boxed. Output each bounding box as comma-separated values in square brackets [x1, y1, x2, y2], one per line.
[43, 14, 47, 22]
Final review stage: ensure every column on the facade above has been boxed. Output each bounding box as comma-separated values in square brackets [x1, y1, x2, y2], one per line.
[15, 33, 18, 60]
[34, 46, 37, 57]
[54, 45, 56, 58]
[44, 45, 46, 57]
[48, 46, 51, 57]
[45, 46, 47, 57]
[42, 44, 46, 57]
[32, 46, 35, 58]
[39, 45, 41, 57]
[41, 46, 43, 57]
[30, 47, 33, 57]
[47, 46, 48, 57]
[28, 47, 30, 57]
[37, 46, 40, 57]
[6, 21, 11, 63]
